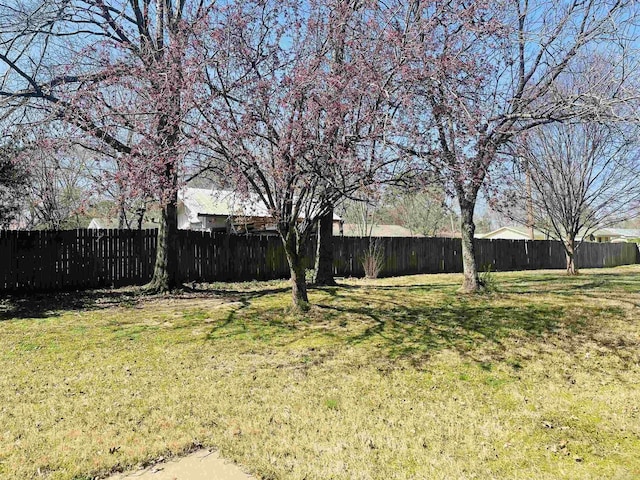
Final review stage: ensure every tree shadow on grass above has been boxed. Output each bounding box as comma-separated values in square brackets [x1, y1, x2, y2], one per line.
[0, 284, 291, 321]
[315, 300, 566, 365]
[205, 290, 306, 344]
[0, 289, 144, 321]
[199, 280, 575, 367]
[4, 271, 636, 368]
[316, 282, 460, 297]
[199, 271, 639, 367]
[502, 271, 640, 294]
[194, 286, 290, 302]
[500, 273, 640, 311]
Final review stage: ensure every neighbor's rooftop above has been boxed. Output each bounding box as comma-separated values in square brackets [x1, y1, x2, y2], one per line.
[181, 188, 341, 221]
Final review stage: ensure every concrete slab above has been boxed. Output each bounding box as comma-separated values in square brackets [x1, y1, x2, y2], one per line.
[107, 449, 255, 480]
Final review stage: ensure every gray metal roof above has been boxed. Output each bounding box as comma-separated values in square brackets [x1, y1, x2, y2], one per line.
[179, 187, 341, 220]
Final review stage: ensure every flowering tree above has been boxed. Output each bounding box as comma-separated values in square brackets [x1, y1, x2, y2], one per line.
[390, 0, 639, 292]
[0, 0, 207, 291]
[198, 0, 400, 309]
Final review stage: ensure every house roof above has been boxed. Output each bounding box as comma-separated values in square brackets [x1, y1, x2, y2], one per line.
[478, 225, 640, 242]
[335, 223, 422, 237]
[179, 187, 341, 221]
[179, 188, 270, 220]
[88, 218, 160, 229]
[476, 226, 549, 240]
[595, 228, 640, 238]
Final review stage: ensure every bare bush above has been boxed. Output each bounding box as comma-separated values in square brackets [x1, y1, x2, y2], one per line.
[361, 238, 385, 279]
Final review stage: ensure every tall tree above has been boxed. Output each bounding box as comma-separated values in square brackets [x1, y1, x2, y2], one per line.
[312, 0, 362, 287]
[505, 122, 640, 274]
[0, 0, 207, 291]
[198, 0, 400, 309]
[391, 0, 638, 291]
[23, 143, 93, 229]
[382, 187, 451, 237]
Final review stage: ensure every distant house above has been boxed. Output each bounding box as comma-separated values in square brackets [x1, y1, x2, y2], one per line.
[591, 228, 640, 243]
[179, 188, 343, 233]
[89, 188, 342, 233]
[335, 223, 422, 237]
[475, 226, 549, 240]
[178, 188, 272, 232]
[88, 188, 269, 232]
[476, 225, 640, 243]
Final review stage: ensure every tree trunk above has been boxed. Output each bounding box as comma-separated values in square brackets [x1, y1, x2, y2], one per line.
[459, 199, 480, 293]
[146, 192, 179, 292]
[283, 230, 310, 310]
[565, 237, 578, 275]
[146, 76, 181, 292]
[313, 208, 336, 285]
[136, 206, 146, 230]
[118, 205, 127, 229]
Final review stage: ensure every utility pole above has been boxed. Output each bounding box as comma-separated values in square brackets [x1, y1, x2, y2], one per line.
[526, 158, 534, 240]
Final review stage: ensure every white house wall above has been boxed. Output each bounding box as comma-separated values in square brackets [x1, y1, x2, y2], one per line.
[177, 204, 193, 230]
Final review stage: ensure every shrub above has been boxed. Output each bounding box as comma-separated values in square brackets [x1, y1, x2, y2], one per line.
[361, 238, 385, 279]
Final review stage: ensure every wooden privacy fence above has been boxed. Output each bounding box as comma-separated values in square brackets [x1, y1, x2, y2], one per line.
[0, 229, 157, 291]
[0, 229, 638, 292]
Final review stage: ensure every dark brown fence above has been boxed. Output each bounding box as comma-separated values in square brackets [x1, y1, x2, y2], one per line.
[368, 237, 639, 278]
[0, 229, 157, 291]
[0, 229, 637, 292]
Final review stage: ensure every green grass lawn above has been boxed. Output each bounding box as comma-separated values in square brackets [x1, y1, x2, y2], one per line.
[1, 266, 639, 480]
